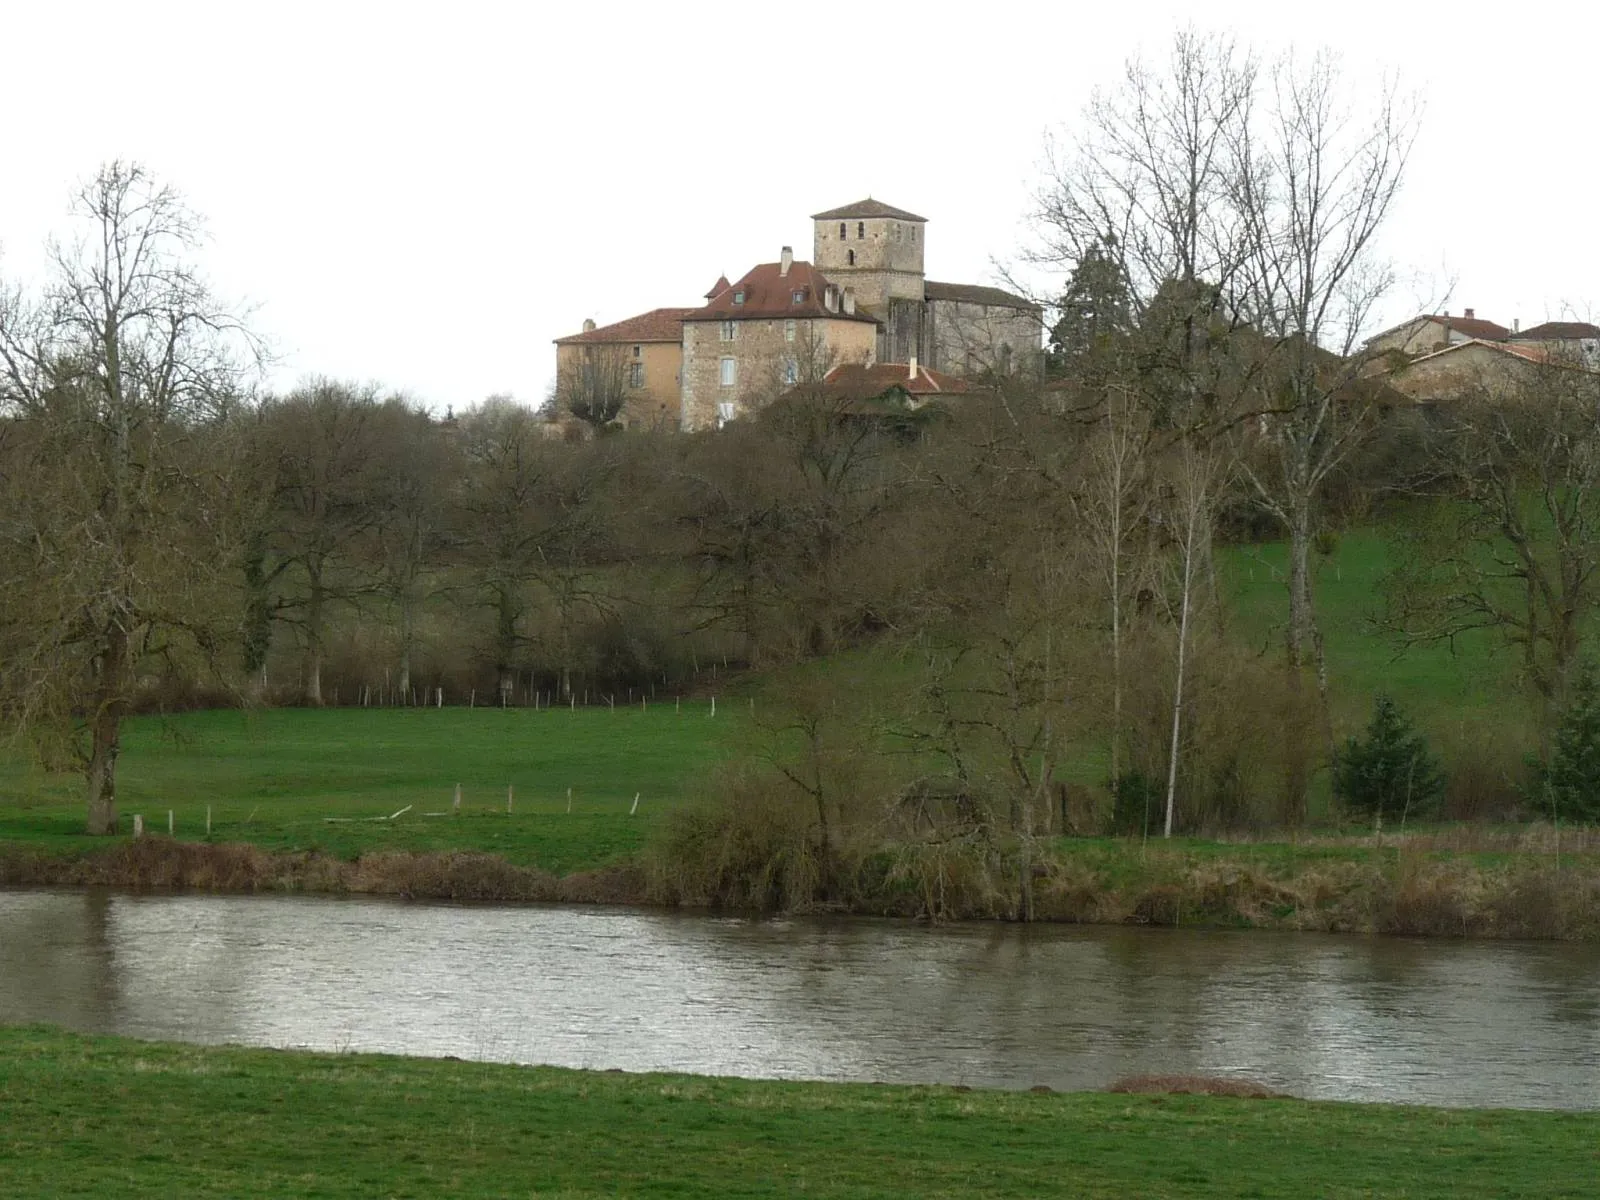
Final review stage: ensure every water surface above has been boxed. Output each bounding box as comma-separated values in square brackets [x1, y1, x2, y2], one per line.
[2, 889, 1597, 1108]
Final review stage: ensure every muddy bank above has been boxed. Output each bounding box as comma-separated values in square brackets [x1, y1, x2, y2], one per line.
[4, 836, 1600, 940]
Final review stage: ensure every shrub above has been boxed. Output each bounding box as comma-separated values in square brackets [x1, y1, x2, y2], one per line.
[1535, 665, 1600, 824]
[1333, 696, 1445, 824]
[1110, 770, 1163, 837]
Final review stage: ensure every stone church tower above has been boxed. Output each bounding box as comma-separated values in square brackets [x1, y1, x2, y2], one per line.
[811, 199, 930, 364]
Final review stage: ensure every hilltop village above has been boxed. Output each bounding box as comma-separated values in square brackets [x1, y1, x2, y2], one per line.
[554, 199, 1043, 430]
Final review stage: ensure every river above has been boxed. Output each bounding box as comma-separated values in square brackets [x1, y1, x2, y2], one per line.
[1, 888, 1596, 1108]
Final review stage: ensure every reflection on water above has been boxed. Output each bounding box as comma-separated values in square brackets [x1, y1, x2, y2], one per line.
[1, 888, 1597, 1108]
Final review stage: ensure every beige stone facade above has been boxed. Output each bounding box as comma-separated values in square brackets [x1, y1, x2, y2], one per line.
[1387, 339, 1546, 402]
[681, 314, 876, 431]
[553, 308, 691, 428]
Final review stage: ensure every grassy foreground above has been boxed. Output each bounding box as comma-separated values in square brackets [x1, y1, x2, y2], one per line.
[1, 1027, 1595, 1198]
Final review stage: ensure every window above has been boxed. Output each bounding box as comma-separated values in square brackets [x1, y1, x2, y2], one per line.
[857, 222, 865, 239]
[893, 224, 901, 242]
[733, 290, 745, 305]
[628, 362, 644, 388]
[785, 319, 796, 342]
[910, 226, 917, 243]
[716, 401, 735, 427]
[792, 289, 804, 304]
[631, 344, 641, 359]
[720, 320, 737, 341]
[719, 357, 736, 387]
[846, 249, 855, 266]
[783, 358, 798, 386]
[839, 222, 847, 239]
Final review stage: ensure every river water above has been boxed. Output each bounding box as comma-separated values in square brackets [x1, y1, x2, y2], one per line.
[2, 888, 1597, 1108]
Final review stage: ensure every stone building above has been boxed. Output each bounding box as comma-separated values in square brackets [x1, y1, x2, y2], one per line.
[678, 250, 878, 431]
[555, 198, 1041, 431]
[808, 199, 1042, 378]
[552, 308, 693, 429]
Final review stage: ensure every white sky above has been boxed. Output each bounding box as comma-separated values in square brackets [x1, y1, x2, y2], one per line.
[3, 1, 1595, 411]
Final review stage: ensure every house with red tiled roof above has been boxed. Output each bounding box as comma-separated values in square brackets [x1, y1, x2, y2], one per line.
[1364, 309, 1511, 359]
[1512, 321, 1600, 368]
[678, 249, 881, 430]
[553, 307, 693, 428]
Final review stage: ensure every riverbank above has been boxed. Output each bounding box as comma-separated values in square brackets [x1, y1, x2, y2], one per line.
[0, 1026, 1592, 1198]
[5, 830, 1600, 938]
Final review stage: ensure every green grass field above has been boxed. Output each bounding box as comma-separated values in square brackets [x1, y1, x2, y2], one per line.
[0, 705, 735, 873]
[0, 1026, 1594, 1198]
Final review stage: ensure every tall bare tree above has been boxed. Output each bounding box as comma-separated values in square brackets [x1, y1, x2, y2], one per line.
[0, 161, 258, 833]
[1231, 52, 1417, 690]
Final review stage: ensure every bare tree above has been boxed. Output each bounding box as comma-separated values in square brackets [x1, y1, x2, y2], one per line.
[0, 161, 258, 833]
[1156, 432, 1231, 837]
[1033, 28, 1257, 324]
[1231, 52, 1417, 693]
[1385, 362, 1600, 727]
[554, 344, 632, 430]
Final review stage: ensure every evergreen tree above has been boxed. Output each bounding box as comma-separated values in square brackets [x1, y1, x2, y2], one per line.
[1539, 666, 1600, 823]
[1333, 696, 1445, 823]
[1048, 240, 1131, 365]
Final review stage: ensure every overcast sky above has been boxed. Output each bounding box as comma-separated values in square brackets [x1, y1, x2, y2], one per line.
[3, 1, 1594, 410]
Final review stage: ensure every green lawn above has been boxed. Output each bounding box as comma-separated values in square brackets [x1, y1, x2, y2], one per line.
[0, 705, 736, 874]
[0, 1026, 1593, 1198]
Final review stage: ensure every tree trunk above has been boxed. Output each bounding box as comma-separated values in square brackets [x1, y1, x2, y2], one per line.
[304, 564, 325, 707]
[85, 624, 129, 835]
[1164, 542, 1194, 840]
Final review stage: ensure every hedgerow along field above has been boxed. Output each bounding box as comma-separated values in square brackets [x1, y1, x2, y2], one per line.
[0, 1026, 1595, 1199]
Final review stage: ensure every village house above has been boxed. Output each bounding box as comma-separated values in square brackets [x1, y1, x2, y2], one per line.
[553, 198, 1042, 431]
[1364, 309, 1512, 359]
[551, 307, 693, 430]
[1511, 321, 1600, 369]
[1385, 338, 1549, 402]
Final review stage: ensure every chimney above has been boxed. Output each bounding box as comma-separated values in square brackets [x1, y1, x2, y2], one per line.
[908, 354, 918, 381]
[1514, 318, 1521, 334]
[843, 288, 856, 315]
[1464, 307, 1475, 320]
[582, 318, 596, 332]
[779, 246, 793, 277]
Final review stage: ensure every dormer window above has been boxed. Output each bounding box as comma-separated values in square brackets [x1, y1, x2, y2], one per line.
[792, 289, 804, 304]
[733, 290, 745, 305]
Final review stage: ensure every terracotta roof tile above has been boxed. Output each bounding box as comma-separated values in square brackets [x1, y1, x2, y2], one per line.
[810, 198, 927, 222]
[682, 260, 877, 324]
[1515, 321, 1600, 341]
[822, 362, 969, 399]
[554, 307, 693, 345]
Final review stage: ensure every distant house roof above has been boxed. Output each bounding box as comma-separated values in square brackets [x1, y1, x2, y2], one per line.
[925, 280, 1041, 312]
[704, 275, 731, 301]
[1515, 321, 1600, 341]
[810, 198, 928, 223]
[554, 307, 693, 345]
[822, 362, 969, 400]
[1367, 312, 1511, 345]
[682, 260, 877, 324]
